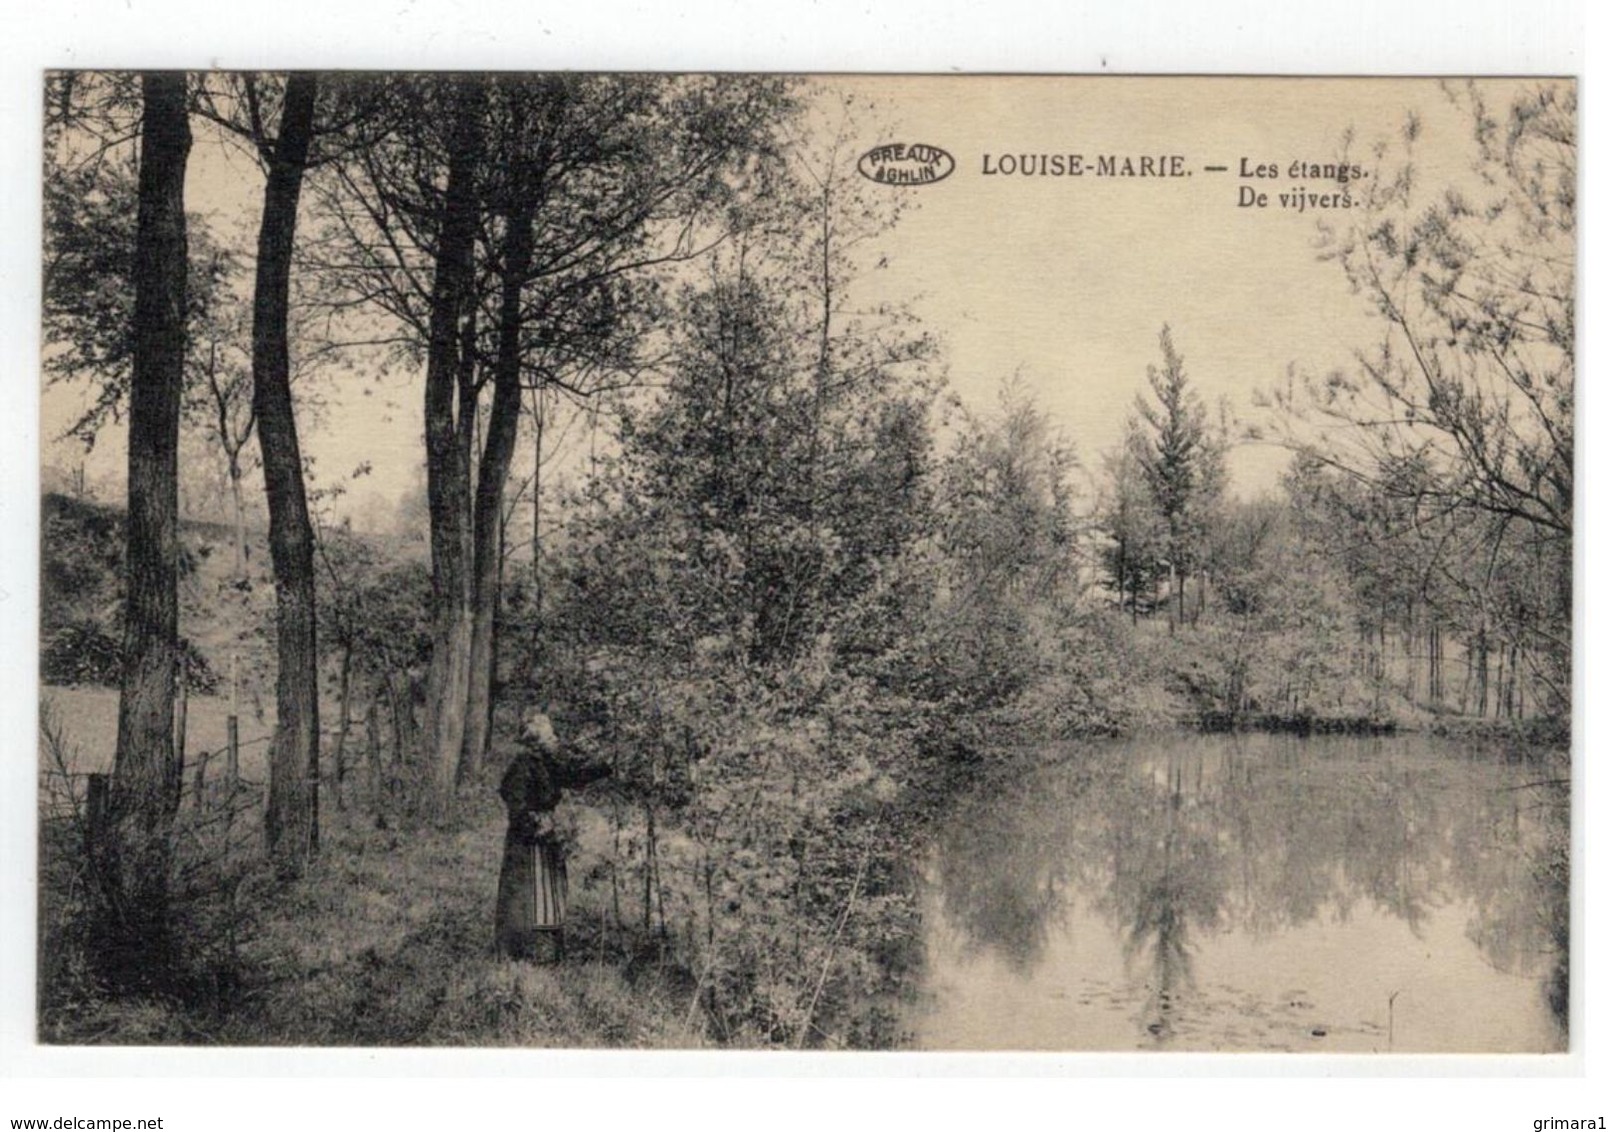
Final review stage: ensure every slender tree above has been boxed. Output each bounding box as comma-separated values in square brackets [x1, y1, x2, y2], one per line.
[1130, 326, 1226, 630]
[183, 260, 257, 580]
[461, 79, 540, 784]
[248, 73, 323, 870]
[191, 71, 388, 863]
[106, 70, 191, 985]
[418, 74, 489, 817]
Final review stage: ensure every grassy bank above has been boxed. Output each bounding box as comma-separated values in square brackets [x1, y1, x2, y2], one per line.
[37, 683, 709, 1047]
[40, 794, 707, 1047]
[230, 802, 707, 1048]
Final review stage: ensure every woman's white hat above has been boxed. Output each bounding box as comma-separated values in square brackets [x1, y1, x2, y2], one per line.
[522, 709, 558, 752]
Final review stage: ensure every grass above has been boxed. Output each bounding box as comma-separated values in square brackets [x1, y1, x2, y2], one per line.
[38, 683, 708, 1048]
[225, 801, 705, 1048]
[39, 769, 705, 1047]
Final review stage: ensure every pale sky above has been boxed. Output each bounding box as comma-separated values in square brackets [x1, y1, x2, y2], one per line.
[40, 76, 1534, 519]
[844, 76, 1497, 496]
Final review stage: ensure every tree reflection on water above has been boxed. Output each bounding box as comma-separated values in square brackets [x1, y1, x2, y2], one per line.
[926, 732, 1568, 1048]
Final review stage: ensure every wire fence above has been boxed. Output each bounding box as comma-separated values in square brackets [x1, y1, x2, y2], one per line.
[37, 719, 374, 830]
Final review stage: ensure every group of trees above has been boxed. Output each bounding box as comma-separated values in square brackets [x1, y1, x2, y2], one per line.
[1097, 84, 1572, 725]
[43, 71, 803, 986]
[1269, 82, 1574, 721]
[534, 155, 932, 1037]
[47, 72, 1092, 1012]
[48, 73, 331, 927]
[309, 74, 794, 813]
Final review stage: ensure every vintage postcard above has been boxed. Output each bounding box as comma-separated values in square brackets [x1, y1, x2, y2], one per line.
[35, 73, 1573, 1056]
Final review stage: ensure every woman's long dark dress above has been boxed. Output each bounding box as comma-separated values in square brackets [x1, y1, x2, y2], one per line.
[495, 749, 610, 960]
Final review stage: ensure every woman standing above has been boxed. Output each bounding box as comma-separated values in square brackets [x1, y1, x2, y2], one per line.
[494, 710, 611, 961]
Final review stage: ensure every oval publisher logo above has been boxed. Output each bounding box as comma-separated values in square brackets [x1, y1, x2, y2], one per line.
[857, 143, 955, 186]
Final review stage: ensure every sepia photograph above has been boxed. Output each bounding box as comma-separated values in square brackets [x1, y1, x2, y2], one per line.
[31, 69, 1574, 1059]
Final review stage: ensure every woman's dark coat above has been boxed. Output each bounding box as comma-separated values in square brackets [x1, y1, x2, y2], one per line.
[494, 746, 611, 958]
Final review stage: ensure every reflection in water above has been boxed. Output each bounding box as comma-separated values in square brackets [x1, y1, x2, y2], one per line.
[1111, 755, 1219, 1041]
[919, 733, 1568, 1051]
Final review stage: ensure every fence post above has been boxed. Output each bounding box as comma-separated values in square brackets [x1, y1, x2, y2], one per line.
[226, 715, 240, 790]
[85, 772, 110, 860]
[365, 696, 385, 825]
[173, 677, 189, 810]
[193, 749, 209, 810]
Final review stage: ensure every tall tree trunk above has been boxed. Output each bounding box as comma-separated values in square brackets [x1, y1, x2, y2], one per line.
[460, 187, 535, 785]
[1402, 617, 1414, 699]
[1460, 638, 1474, 715]
[254, 72, 321, 875]
[461, 517, 500, 785]
[420, 76, 486, 818]
[106, 70, 190, 989]
[1495, 644, 1507, 720]
[1441, 623, 1449, 704]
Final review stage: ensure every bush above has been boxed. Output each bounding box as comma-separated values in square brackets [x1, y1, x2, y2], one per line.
[37, 701, 263, 1042]
[41, 620, 123, 686]
[536, 642, 929, 1048]
[41, 620, 220, 693]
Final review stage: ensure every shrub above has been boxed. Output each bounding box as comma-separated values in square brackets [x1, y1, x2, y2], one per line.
[41, 620, 220, 693]
[37, 701, 264, 1042]
[41, 620, 123, 686]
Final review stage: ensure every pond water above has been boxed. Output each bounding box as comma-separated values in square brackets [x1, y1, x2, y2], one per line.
[907, 731, 1568, 1053]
